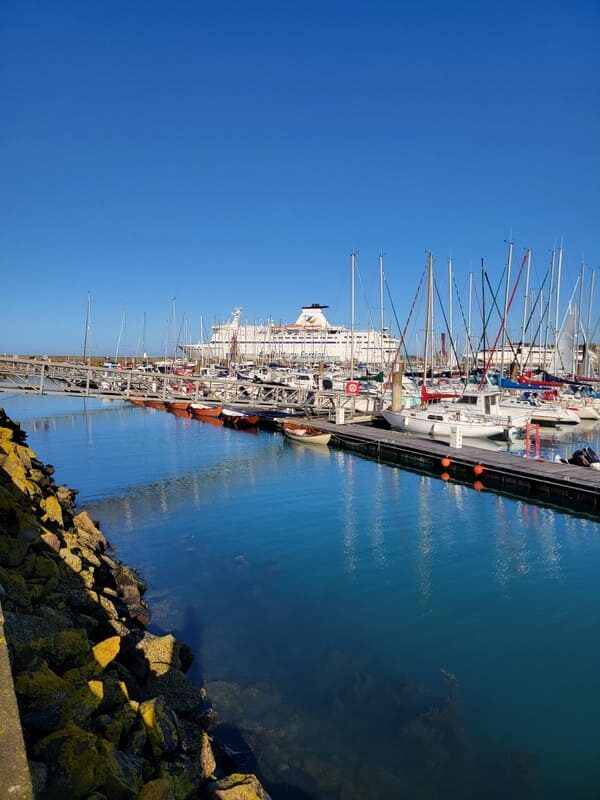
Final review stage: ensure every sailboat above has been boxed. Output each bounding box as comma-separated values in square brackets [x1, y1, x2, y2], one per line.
[382, 254, 518, 440]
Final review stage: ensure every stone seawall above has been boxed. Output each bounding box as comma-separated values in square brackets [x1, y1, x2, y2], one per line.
[0, 408, 271, 800]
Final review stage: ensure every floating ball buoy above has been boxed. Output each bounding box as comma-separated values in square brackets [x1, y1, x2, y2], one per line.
[440, 457, 451, 468]
[441, 472, 450, 481]
[473, 464, 484, 476]
[473, 480, 484, 492]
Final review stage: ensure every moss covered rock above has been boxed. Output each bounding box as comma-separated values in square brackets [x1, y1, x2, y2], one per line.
[92, 635, 121, 669]
[208, 773, 272, 800]
[139, 697, 179, 757]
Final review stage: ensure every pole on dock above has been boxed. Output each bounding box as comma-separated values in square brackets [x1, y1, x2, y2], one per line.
[38, 363, 45, 395]
[391, 363, 404, 411]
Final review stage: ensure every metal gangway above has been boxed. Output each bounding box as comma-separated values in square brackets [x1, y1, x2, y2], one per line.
[0, 357, 379, 418]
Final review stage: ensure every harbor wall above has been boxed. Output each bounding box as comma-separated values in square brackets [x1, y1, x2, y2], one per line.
[0, 408, 271, 799]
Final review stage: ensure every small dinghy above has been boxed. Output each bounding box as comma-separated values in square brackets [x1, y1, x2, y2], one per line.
[190, 402, 222, 420]
[221, 408, 260, 428]
[283, 421, 331, 445]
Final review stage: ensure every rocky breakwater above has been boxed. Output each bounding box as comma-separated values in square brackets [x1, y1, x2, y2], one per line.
[0, 408, 271, 800]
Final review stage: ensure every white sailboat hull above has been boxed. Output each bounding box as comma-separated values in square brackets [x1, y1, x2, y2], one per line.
[382, 409, 507, 439]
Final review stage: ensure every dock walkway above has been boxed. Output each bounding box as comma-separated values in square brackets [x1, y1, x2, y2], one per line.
[308, 420, 600, 516]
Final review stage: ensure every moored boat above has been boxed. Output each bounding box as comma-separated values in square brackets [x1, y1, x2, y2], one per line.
[166, 400, 191, 413]
[221, 408, 260, 428]
[144, 399, 167, 410]
[190, 403, 223, 419]
[282, 421, 332, 445]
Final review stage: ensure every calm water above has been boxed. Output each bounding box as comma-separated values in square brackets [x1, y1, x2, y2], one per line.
[3, 394, 600, 799]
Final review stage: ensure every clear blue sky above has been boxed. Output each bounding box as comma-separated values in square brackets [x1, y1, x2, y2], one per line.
[1, 0, 598, 356]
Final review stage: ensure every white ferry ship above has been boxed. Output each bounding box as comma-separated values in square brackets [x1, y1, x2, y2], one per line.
[180, 304, 400, 365]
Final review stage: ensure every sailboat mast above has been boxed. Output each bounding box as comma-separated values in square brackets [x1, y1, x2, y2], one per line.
[543, 249, 555, 369]
[576, 261, 585, 375]
[448, 257, 453, 369]
[519, 249, 531, 373]
[500, 240, 514, 377]
[467, 271, 473, 377]
[350, 251, 356, 379]
[422, 253, 433, 398]
[585, 269, 595, 375]
[379, 251, 385, 375]
[554, 241, 563, 372]
[82, 291, 91, 364]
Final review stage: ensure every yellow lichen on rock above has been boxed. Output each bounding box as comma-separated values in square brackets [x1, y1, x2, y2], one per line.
[209, 773, 272, 800]
[87, 680, 104, 700]
[0, 426, 14, 440]
[41, 495, 64, 527]
[92, 636, 121, 669]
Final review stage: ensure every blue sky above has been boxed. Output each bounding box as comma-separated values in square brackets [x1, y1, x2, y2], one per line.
[1, 0, 598, 356]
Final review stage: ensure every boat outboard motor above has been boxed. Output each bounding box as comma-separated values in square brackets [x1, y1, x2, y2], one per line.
[568, 447, 600, 468]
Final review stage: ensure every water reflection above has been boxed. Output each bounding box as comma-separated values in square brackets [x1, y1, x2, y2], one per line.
[416, 475, 433, 603]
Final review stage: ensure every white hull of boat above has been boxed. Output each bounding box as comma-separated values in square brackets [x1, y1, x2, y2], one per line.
[283, 428, 331, 445]
[382, 409, 508, 439]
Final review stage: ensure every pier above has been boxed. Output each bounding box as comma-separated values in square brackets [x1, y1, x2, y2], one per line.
[2, 356, 599, 517]
[0, 356, 376, 416]
[308, 420, 600, 517]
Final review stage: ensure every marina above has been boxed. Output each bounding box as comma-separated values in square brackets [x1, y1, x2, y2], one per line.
[2, 393, 600, 799]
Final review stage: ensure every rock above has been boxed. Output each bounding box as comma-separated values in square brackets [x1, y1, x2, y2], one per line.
[14, 660, 69, 705]
[208, 773, 272, 800]
[199, 731, 216, 780]
[92, 636, 121, 668]
[56, 484, 77, 510]
[41, 495, 64, 527]
[145, 669, 206, 716]
[40, 530, 62, 552]
[0, 535, 30, 567]
[27, 628, 91, 672]
[158, 760, 201, 800]
[113, 564, 147, 595]
[139, 697, 180, 756]
[136, 633, 183, 677]
[33, 723, 142, 799]
[73, 511, 107, 551]
[138, 778, 176, 800]
[59, 548, 83, 573]
[0, 566, 32, 611]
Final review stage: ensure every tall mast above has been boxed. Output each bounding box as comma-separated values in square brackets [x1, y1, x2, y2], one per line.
[82, 291, 91, 364]
[350, 251, 356, 379]
[467, 271, 473, 377]
[585, 269, 595, 375]
[448, 257, 453, 369]
[481, 258, 486, 377]
[519, 249, 531, 373]
[379, 251, 385, 375]
[422, 253, 433, 398]
[543, 249, 555, 369]
[553, 241, 563, 372]
[576, 261, 585, 375]
[142, 311, 147, 359]
[500, 240, 514, 377]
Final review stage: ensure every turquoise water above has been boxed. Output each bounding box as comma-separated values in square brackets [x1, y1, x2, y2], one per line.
[3, 394, 600, 799]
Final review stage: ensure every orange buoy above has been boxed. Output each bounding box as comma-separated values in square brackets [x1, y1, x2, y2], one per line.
[440, 457, 451, 468]
[441, 472, 450, 481]
[473, 480, 484, 492]
[473, 463, 484, 476]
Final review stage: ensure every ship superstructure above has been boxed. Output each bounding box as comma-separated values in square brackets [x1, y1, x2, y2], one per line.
[181, 304, 400, 365]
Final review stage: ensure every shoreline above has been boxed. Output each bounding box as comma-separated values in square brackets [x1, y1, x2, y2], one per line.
[0, 407, 271, 799]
